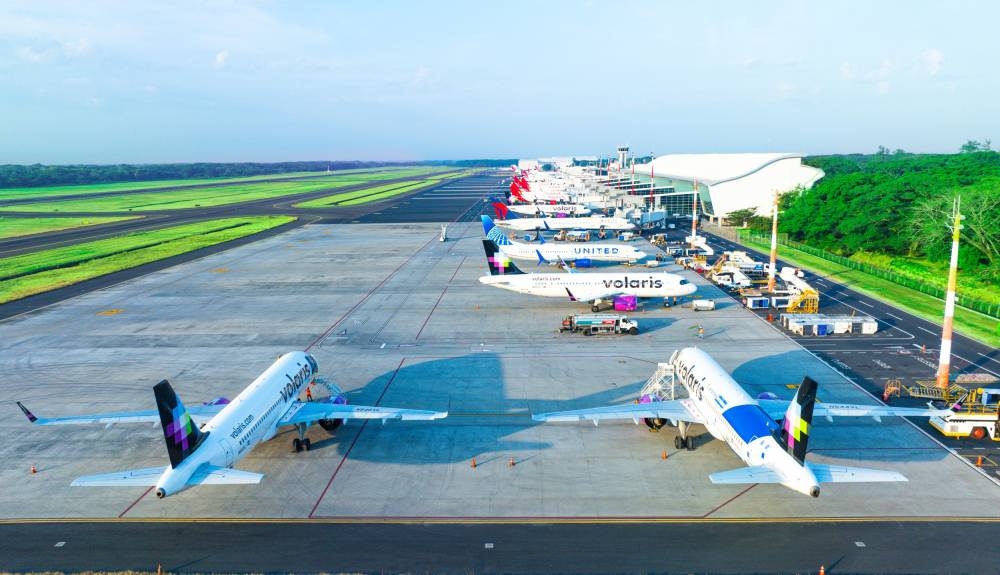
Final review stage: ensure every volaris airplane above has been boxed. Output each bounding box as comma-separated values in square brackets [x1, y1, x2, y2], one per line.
[491, 204, 634, 232]
[17, 351, 447, 498]
[481, 215, 646, 265]
[490, 196, 591, 217]
[479, 239, 695, 310]
[533, 347, 951, 497]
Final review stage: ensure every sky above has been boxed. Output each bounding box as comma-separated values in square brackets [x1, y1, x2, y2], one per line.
[1, 0, 997, 163]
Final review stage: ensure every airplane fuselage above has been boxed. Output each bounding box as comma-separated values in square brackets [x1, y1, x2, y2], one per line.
[496, 216, 635, 232]
[156, 352, 318, 497]
[480, 272, 696, 299]
[670, 348, 821, 497]
[499, 240, 647, 263]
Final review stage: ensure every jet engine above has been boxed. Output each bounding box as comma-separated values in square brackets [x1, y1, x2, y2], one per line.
[643, 417, 667, 431]
[318, 418, 343, 434]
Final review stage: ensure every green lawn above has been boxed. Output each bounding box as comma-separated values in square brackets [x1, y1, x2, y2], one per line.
[294, 179, 442, 208]
[0, 166, 441, 202]
[0, 216, 139, 239]
[0, 216, 295, 303]
[739, 235, 1000, 347]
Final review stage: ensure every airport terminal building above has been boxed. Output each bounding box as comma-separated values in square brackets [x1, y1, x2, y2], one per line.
[610, 153, 825, 221]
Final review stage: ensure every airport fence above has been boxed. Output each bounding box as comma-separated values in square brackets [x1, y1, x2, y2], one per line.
[735, 230, 1000, 320]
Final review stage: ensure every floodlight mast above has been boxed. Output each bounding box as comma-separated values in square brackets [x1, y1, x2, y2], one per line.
[767, 191, 779, 293]
[935, 196, 964, 389]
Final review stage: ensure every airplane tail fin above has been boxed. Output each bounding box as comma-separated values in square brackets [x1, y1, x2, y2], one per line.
[536, 249, 550, 265]
[780, 376, 817, 465]
[154, 380, 205, 469]
[492, 201, 510, 220]
[482, 239, 524, 275]
[482, 215, 512, 246]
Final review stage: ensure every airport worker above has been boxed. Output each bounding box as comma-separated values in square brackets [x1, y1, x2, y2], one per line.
[697, 325, 705, 339]
[305, 386, 313, 402]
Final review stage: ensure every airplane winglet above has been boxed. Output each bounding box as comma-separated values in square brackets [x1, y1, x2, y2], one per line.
[565, 287, 579, 302]
[16, 401, 39, 423]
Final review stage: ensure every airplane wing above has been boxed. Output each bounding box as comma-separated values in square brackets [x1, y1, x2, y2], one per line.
[71, 465, 263, 487]
[757, 399, 950, 422]
[72, 467, 166, 487]
[806, 462, 906, 483]
[709, 463, 906, 484]
[532, 399, 703, 425]
[564, 287, 621, 303]
[277, 401, 447, 427]
[17, 400, 228, 426]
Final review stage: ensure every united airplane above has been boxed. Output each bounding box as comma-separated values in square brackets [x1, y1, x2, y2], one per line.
[491, 204, 635, 232]
[533, 347, 950, 497]
[480, 239, 694, 310]
[481, 215, 646, 265]
[17, 351, 447, 498]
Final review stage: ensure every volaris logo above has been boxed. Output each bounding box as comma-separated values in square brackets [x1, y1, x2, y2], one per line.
[601, 276, 663, 289]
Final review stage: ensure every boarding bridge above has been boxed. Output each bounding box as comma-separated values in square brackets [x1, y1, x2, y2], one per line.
[639, 363, 683, 402]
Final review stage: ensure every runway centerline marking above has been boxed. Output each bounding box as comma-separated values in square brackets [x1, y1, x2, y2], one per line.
[918, 326, 937, 335]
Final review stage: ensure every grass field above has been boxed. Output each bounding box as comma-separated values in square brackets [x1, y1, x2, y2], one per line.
[294, 179, 440, 208]
[0, 216, 139, 239]
[0, 216, 294, 303]
[740, 235, 1000, 348]
[0, 168, 453, 213]
[0, 166, 441, 202]
[849, 250, 999, 304]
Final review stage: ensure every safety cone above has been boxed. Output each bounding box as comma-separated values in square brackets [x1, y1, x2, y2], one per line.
[30, 464, 36, 474]
[661, 451, 668, 460]
[819, 566, 825, 575]
[977, 456, 983, 466]
[470, 457, 477, 469]
[508, 457, 516, 467]
[921, 344, 926, 354]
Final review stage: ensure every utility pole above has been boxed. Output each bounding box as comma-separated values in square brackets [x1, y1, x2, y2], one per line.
[689, 180, 699, 248]
[767, 191, 779, 293]
[936, 196, 964, 389]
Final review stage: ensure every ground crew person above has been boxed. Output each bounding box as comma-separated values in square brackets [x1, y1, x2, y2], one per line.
[305, 386, 313, 402]
[696, 325, 705, 339]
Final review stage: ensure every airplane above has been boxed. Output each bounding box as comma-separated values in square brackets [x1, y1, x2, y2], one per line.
[481, 215, 646, 265]
[491, 205, 635, 232]
[490, 196, 591, 217]
[533, 347, 953, 497]
[16, 351, 447, 498]
[479, 239, 695, 310]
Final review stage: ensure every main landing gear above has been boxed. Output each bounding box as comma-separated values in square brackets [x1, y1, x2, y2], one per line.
[674, 420, 695, 451]
[292, 422, 312, 452]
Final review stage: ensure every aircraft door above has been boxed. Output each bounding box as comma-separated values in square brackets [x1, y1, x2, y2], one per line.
[220, 439, 236, 467]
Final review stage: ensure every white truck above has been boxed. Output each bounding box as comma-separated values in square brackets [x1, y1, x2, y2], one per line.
[691, 299, 716, 311]
[560, 314, 639, 336]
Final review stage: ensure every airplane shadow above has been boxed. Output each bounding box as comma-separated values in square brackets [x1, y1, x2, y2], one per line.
[285, 353, 649, 465]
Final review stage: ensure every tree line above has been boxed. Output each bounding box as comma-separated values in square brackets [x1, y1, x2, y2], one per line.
[727, 148, 1000, 282]
[0, 159, 518, 188]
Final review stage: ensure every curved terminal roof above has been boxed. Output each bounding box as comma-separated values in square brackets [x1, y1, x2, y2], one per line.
[635, 153, 808, 185]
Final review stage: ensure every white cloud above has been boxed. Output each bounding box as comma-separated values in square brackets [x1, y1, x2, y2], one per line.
[61, 38, 92, 57]
[875, 80, 890, 95]
[776, 81, 796, 99]
[15, 45, 52, 63]
[919, 49, 944, 75]
[876, 58, 892, 79]
[214, 49, 229, 69]
[839, 61, 855, 80]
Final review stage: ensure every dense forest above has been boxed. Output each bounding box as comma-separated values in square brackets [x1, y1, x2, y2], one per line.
[732, 147, 999, 282]
[0, 159, 516, 188]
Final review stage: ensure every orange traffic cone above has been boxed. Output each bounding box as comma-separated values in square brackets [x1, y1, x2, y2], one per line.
[661, 450, 668, 460]
[977, 456, 983, 467]
[470, 457, 477, 469]
[30, 464, 37, 474]
[508, 457, 516, 467]
[819, 566, 825, 575]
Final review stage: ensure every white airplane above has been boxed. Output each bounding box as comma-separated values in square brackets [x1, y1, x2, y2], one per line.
[491, 206, 635, 232]
[482, 215, 646, 265]
[491, 196, 591, 217]
[17, 351, 447, 498]
[480, 239, 695, 310]
[533, 347, 952, 497]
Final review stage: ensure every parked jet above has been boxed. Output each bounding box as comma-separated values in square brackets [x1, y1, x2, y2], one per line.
[480, 239, 694, 309]
[490, 196, 591, 217]
[533, 347, 951, 497]
[17, 351, 447, 498]
[482, 215, 646, 265]
[491, 205, 635, 232]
